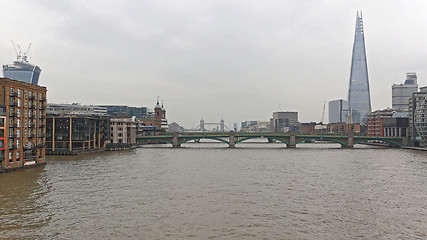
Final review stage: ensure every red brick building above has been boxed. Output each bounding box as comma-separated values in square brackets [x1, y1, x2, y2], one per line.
[0, 78, 47, 173]
[366, 109, 395, 136]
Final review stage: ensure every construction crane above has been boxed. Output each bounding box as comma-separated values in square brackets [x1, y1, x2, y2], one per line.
[10, 40, 31, 62]
[22, 43, 31, 62]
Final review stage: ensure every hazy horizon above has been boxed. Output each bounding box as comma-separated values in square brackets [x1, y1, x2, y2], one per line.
[1, 0, 426, 128]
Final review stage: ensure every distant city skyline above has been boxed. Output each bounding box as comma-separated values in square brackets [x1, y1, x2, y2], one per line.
[1, 0, 426, 128]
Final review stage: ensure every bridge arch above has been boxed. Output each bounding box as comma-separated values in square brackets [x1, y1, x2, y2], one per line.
[295, 137, 349, 147]
[353, 139, 402, 147]
[152, 139, 173, 145]
[179, 137, 230, 145]
[235, 136, 290, 145]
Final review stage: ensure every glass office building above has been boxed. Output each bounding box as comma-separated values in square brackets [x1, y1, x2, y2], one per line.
[347, 11, 371, 123]
[3, 60, 41, 85]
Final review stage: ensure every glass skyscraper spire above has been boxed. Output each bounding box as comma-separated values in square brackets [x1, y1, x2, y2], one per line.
[347, 11, 371, 123]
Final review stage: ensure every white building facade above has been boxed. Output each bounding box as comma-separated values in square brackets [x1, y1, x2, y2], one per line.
[392, 73, 418, 111]
[329, 99, 348, 123]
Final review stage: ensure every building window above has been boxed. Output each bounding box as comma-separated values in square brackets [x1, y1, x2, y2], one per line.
[0, 118, 4, 127]
[17, 99, 21, 107]
[17, 119, 21, 128]
[0, 129, 3, 138]
[24, 90, 27, 98]
[16, 140, 20, 148]
[0, 140, 4, 148]
[16, 151, 20, 161]
[9, 152, 12, 162]
[17, 89, 21, 97]
[16, 129, 20, 138]
[17, 109, 21, 117]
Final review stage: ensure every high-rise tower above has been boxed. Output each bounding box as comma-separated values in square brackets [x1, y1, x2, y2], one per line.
[347, 11, 371, 123]
[3, 43, 41, 85]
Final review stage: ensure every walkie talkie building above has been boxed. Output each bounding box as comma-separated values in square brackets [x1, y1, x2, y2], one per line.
[3, 43, 41, 85]
[347, 11, 371, 123]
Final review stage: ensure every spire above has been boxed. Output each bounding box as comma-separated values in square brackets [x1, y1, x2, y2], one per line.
[347, 11, 371, 123]
[155, 96, 161, 109]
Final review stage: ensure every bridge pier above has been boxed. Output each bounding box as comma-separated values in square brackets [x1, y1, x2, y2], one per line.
[229, 132, 235, 148]
[172, 132, 181, 148]
[287, 133, 296, 148]
[342, 135, 354, 148]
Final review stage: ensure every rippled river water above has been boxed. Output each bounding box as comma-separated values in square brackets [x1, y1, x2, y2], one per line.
[1, 142, 427, 239]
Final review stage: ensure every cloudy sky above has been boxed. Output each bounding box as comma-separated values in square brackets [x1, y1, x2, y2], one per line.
[1, 0, 426, 128]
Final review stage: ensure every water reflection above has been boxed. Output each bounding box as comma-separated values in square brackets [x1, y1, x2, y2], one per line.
[0, 166, 50, 239]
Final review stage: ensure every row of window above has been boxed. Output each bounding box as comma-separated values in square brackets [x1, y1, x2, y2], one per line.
[10, 108, 43, 118]
[7, 149, 44, 163]
[8, 128, 43, 138]
[10, 97, 45, 109]
[8, 139, 43, 149]
[10, 87, 44, 99]
[9, 118, 44, 128]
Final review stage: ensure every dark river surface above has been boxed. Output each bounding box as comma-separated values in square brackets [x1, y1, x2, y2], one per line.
[1, 141, 427, 239]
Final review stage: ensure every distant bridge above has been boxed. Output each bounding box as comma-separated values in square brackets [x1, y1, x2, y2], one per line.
[136, 132, 406, 148]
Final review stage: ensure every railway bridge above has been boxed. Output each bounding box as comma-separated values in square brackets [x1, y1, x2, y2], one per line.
[136, 132, 406, 148]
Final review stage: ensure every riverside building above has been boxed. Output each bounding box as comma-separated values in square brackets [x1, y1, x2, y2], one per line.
[46, 103, 110, 155]
[0, 78, 47, 173]
[109, 118, 137, 148]
[409, 86, 427, 147]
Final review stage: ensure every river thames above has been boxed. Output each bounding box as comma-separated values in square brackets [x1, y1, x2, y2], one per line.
[1, 142, 427, 239]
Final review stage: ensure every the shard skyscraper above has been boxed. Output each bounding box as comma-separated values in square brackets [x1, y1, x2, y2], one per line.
[347, 11, 371, 123]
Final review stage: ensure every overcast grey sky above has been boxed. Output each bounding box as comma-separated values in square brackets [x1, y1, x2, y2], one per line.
[1, 0, 426, 128]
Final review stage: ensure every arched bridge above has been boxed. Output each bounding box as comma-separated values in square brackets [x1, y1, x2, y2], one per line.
[136, 132, 406, 148]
